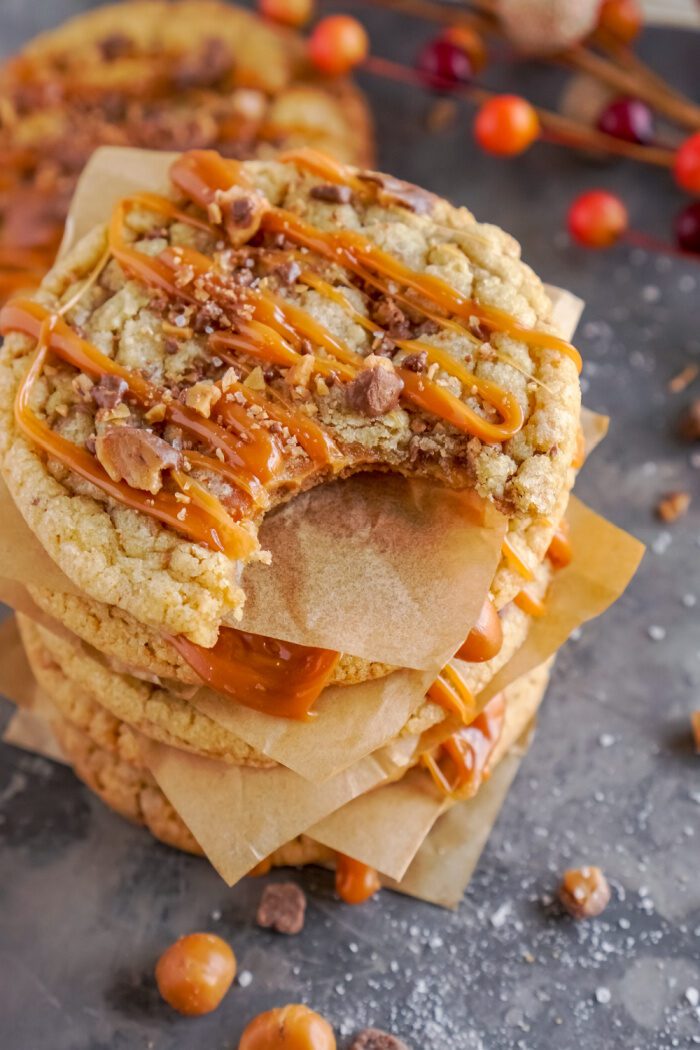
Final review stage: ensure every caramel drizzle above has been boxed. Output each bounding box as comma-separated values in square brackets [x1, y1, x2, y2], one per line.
[170, 625, 340, 721]
[2, 147, 583, 560]
[428, 663, 476, 724]
[422, 692, 506, 800]
[514, 589, 547, 618]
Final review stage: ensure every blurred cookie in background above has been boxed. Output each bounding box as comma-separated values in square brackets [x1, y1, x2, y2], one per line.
[0, 0, 373, 302]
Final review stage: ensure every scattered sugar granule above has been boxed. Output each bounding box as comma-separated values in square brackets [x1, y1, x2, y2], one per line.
[647, 625, 666, 641]
[595, 987, 612, 1005]
[237, 970, 253, 988]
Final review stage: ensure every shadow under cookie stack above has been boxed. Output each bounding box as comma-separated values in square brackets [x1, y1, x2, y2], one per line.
[0, 136, 642, 906]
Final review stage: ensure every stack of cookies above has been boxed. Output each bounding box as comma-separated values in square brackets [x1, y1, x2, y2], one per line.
[0, 146, 640, 904]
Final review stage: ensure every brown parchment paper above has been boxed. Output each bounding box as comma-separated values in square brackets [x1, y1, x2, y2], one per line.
[144, 728, 421, 885]
[388, 733, 532, 909]
[308, 660, 551, 880]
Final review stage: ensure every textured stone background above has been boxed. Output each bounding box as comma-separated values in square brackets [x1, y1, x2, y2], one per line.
[0, 4, 699, 1048]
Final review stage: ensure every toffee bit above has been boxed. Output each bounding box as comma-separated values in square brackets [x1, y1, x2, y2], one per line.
[217, 187, 267, 247]
[72, 373, 94, 400]
[400, 351, 428, 373]
[691, 711, 700, 753]
[346, 360, 404, 417]
[558, 866, 610, 920]
[243, 366, 266, 391]
[678, 400, 700, 441]
[309, 183, 353, 204]
[371, 298, 412, 339]
[274, 259, 301, 285]
[95, 426, 182, 495]
[162, 320, 193, 340]
[349, 1029, 411, 1050]
[656, 490, 691, 523]
[145, 403, 167, 424]
[668, 363, 698, 394]
[91, 374, 128, 410]
[184, 381, 222, 419]
[256, 882, 306, 936]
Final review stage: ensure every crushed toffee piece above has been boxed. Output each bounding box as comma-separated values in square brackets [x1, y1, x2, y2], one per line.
[95, 426, 182, 495]
[349, 1029, 411, 1050]
[310, 183, 353, 204]
[558, 866, 611, 920]
[346, 362, 404, 417]
[656, 490, 691, 523]
[256, 882, 307, 935]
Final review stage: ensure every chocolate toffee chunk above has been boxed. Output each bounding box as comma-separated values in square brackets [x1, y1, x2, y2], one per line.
[0, 149, 581, 647]
[256, 882, 307, 934]
[349, 1028, 411, 1050]
[558, 866, 611, 919]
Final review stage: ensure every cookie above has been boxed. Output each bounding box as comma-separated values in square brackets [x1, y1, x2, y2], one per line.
[18, 552, 549, 768]
[0, 150, 580, 646]
[43, 658, 551, 870]
[0, 0, 373, 301]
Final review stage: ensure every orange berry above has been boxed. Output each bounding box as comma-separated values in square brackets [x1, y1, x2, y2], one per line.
[474, 95, 539, 156]
[674, 132, 700, 195]
[239, 1004, 336, 1050]
[567, 190, 628, 249]
[598, 0, 643, 44]
[308, 15, 369, 76]
[258, 0, 314, 28]
[442, 25, 487, 74]
[155, 933, 236, 1016]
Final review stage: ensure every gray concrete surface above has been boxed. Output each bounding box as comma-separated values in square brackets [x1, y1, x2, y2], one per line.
[0, 3, 698, 1047]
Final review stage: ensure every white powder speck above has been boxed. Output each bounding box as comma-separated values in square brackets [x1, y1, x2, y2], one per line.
[647, 625, 666, 641]
[642, 285, 661, 303]
[490, 902, 512, 929]
[680, 274, 696, 293]
[599, 734, 616, 748]
[210, 909, 222, 921]
[682, 594, 697, 608]
[652, 532, 672, 555]
[238, 970, 253, 988]
[348, 942, 359, 954]
[570, 627, 583, 642]
[686, 987, 700, 1007]
[595, 987, 612, 1004]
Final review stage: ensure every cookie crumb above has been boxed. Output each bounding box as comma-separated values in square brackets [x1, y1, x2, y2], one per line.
[256, 882, 306, 935]
[558, 866, 611, 919]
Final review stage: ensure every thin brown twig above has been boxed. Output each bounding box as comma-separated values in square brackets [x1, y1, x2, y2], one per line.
[360, 0, 700, 132]
[363, 55, 676, 168]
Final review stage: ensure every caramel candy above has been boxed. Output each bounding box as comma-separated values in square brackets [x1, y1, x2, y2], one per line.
[155, 932, 236, 1015]
[335, 855, 381, 905]
[558, 866, 611, 919]
[239, 1004, 336, 1050]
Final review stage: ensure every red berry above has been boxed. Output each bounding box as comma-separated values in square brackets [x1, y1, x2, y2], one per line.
[474, 95, 539, 157]
[675, 202, 700, 255]
[568, 190, 628, 249]
[674, 132, 700, 195]
[596, 97, 654, 145]
[598, 0, 643, 43]
[417, 37, 473, 89]
[442, 25, 487, 74]
[308, 15, 369, 76]
[258, 0, 313, 28]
